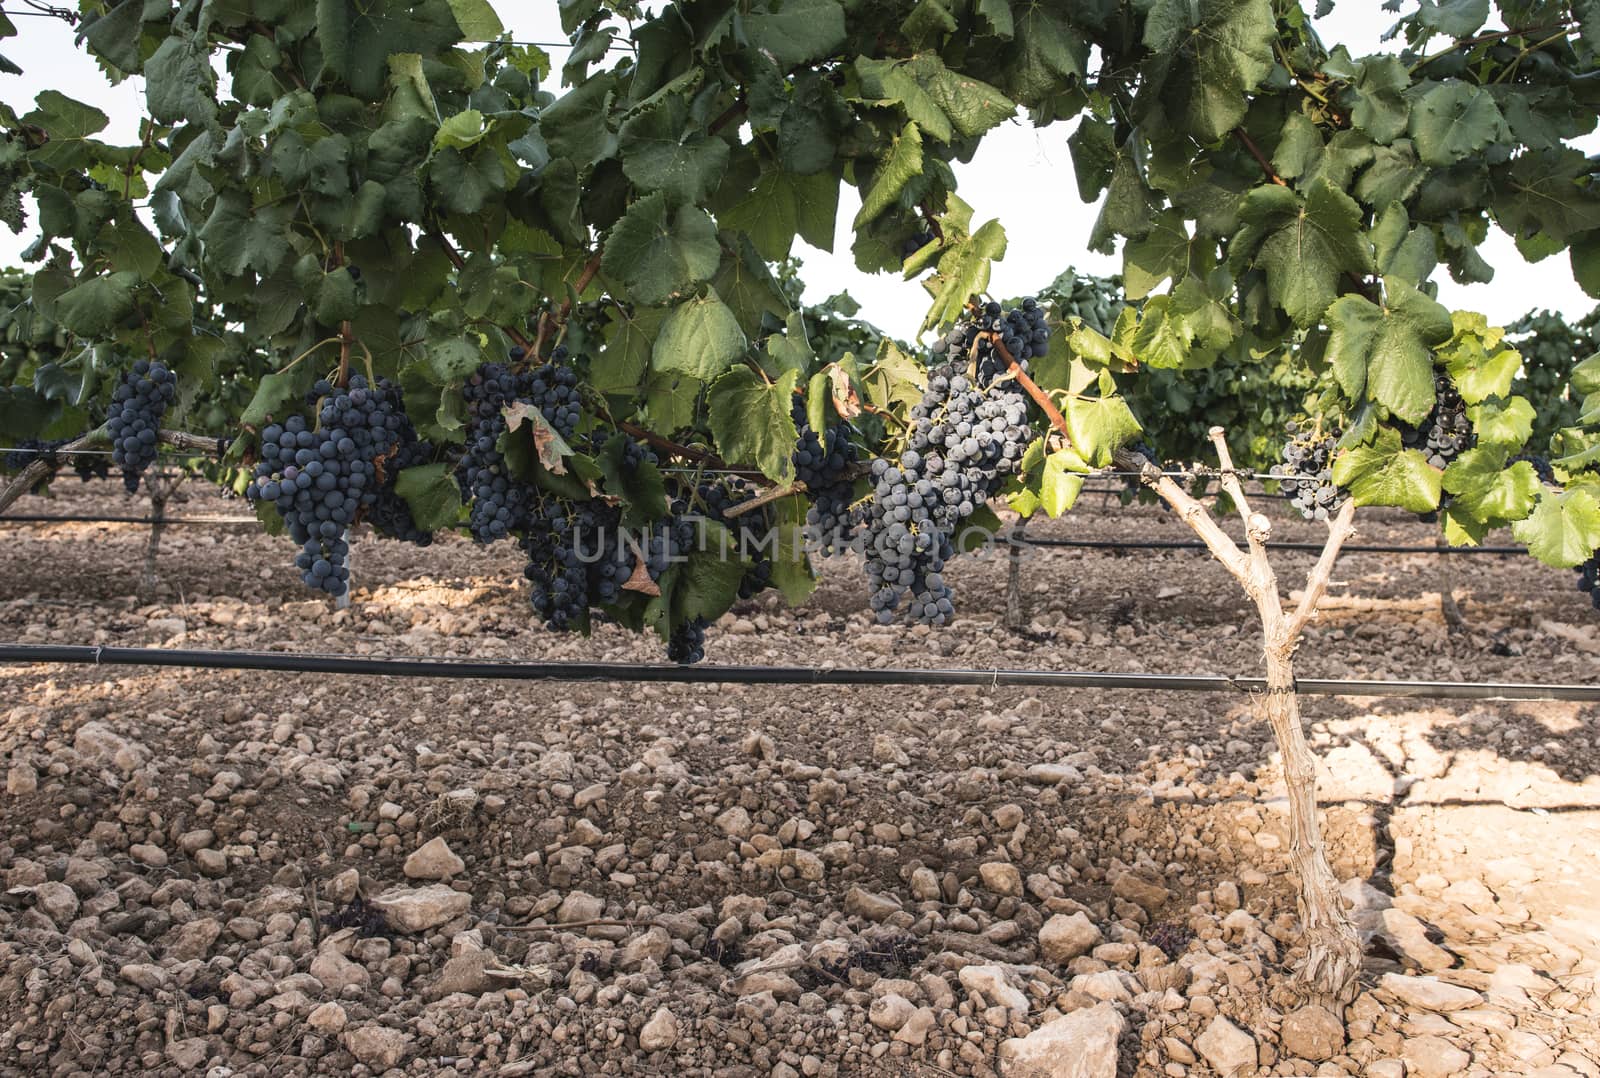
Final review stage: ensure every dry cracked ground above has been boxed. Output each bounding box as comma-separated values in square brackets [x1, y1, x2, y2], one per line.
[0, 477, 1597, 1077]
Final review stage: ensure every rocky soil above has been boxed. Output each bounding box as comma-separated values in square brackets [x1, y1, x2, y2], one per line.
[0, 477, 1597, 1077]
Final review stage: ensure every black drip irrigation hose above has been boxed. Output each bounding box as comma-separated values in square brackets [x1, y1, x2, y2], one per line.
[0, 514, 259, 526]
[1, 644, 1596, 703]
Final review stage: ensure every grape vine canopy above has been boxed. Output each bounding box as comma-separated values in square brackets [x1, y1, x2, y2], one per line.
[2, 0, 1600, 1002]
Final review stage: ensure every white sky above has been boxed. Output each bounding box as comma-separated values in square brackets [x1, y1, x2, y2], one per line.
[1, 4, 1593, 342]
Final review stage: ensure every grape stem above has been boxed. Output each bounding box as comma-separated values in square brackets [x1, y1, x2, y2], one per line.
[985, 332, 1085, 461]
[721, 479, 808, 518]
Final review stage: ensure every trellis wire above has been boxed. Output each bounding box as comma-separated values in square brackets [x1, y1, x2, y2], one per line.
[1, 644, 1595, 702]
[0, 510, 1532, 556]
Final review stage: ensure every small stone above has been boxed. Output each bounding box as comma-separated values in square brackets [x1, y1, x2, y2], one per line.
[992, 804, 1024, 829]
[620, 927, 671, 969]
[869, 993, 915, 1032]
[307, 1001, 347, 1034]
[1000, 1002, 1124, 1078]
[958, 965, 1029, 1011]
[73, 722, 148, 772]
[129, 843, 168, 867]
[311, 948, 369, 993]
[1403, 1034, 1471, 1078]
[195, 849, 227, 877]
[1039, 912, 1101, 963]
[1026, 762, 1080, 785]
[1379, 909, 1454, 971]
[557, 890, 604, 923]
[1380, 973, 1482, 1011]
[32, 881, 79, 926]
[433, 950, 493, 995]
[715, 805, 753, 839]
[120, 963, 167, 992]
[6, 762, 37, 795]
[166, 1038, 209, 1070]
[979, 862, 1024, 897]
[1195, 1015, 1256, 1077]
[843, 887, 901, 921]
[639, 1007, 679, 1051]
[574, 783, 607, 809]
[403, 837, 465, 880]
[344, 1025, 411, 1069]
[1110, 871, 1170, 913]
[894, 1007, 937, 1047]
[369, 885, 470, 933]
[1280, 1005, 1343, 1061]
[165, 918, 222, 961]
[910, 867, 941, 901]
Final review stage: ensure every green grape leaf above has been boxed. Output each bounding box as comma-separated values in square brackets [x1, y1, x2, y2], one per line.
[1122, 210, 1191, 300]
[1370, 202, 1437, 285]
[1441, 319, 1521, 404]
[854, 121, 923, 229]
[317, 0, 465, 100]
[742, 0, 846, 66]
[1345, 55, 1411, 144]
[1407, 81, 1510, 168]
[768, 495, 818, 606]
[78, 0, 145, 74]
[999, 4, 1085, 103]
[619, 93, 732, 204]
[392, 462, 462, 531]
[595, 433, 668, 526]
[855, 53, 1015, 144]
[1065, 396, 1141, 467]
[861, 339, 927, 413]
[593, 305, 665, 393]
[671, 520, 749, 622]
[145, 30, 218, 126]
[434, 108, 488, 149]
[921, 218, 1007, 331]
[1572, 231, 1600, 300]
[721, 167, 840, 260]
[1089, 154, 1158, 252]
[1466, 395, 1535, 447]
[1511, 489, 1600, 567]
[1131, 295, 1193, 370]
[1039, 450, 1086, 517]
[53, 272, 139, 337]
[240, 371, 304, 429]
[1143, 0, 1275, 142]
[1442, 448, 1540, 523]
[1228, 179, 1371, 327]
[444, 0, 503, 39]
[707, 366, 800, 485]
[602, 192, 722, 307]
[1416, 0, 1489, 38]
[1324, 281, 1453, 423]
[652, 289, 748, 382]
[1332, 428, 1442, 512]
[540, 73, 616, 168]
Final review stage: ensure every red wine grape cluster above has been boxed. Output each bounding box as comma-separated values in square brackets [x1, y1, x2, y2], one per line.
[667, 616, 708, 664]
[247, 375, 408, 597]
[862, 301, 1041, 625]
[1578, 554, 1600, 612]
[108, 359, 176, 493]
[367, 434, 436, 546]
[792, 401, 859, 553]
[696, 477, 775, 599]
[456, 357, 575, 544]
[521, 497, 627, 630]
[1401, 373, 1473, 470]
[1273, 421, 1346, 521]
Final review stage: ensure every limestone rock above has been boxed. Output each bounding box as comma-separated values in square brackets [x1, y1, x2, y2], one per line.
[868, 993, 915, 1032]
[999, 1003, 1124, 1078]
[1279, 1005, 1343, 1061]
[1039, 912, 1101, 964]
[843, 887, 901, 922]
[307, 1001, 347, 1034]
[979, 861, 1024, 897]
[958, 964, 1029, 1011]
[369, 885, 470, 933]
[344, 1025, 411, 1069]
[311, 948, 370, 993]
[1380, 973, 1481, 1011]
[1402, 1034, 1471, 1078]
[1195, 1015, 1256, 1076]
[640, 1007, 679, 1051]
[403, 837, 465, 880]
[557, 890, 604, 923]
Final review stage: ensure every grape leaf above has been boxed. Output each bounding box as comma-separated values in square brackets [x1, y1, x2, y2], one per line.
[444, 0, 503, 39]
[1511, 489, 1600, 567]
[593, 305, 665, 393]
[1324, 281, 1453, 423]
[998, 4, 1086, 104]
[1332, 428, 1442, 512]
[768, 495, 818, 606]
[721, 167, 840, 260]
[707, 366, 800, 485]
[393, 462, 462, 531]
[1065, 396, 1141, 467]
[595, 433, 668, 526]
[1345, 55, 1411, 144]
[1442, 448, 1539, 523]
[619, 93, 732, 204]
[53, 271, 139, 337]
[1466, 395, 1534, 446]
[602, 192, 721, 307]
[1039, 450, 1086, 517]
[1142, 0, 1276, 142]
[652, 289, 748, 382]
[854, 121, 923, 229]
[1229, 179, 1372, 327]
[854, 53, 1015, 144]
[741, 0, 846, 66]
[1407, 81, 1510, 168]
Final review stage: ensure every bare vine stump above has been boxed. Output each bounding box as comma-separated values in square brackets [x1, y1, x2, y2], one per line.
[1004, 521, 1028, 631]
[138, 471, 187, 600]
[1435, 539, 1469, 633]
